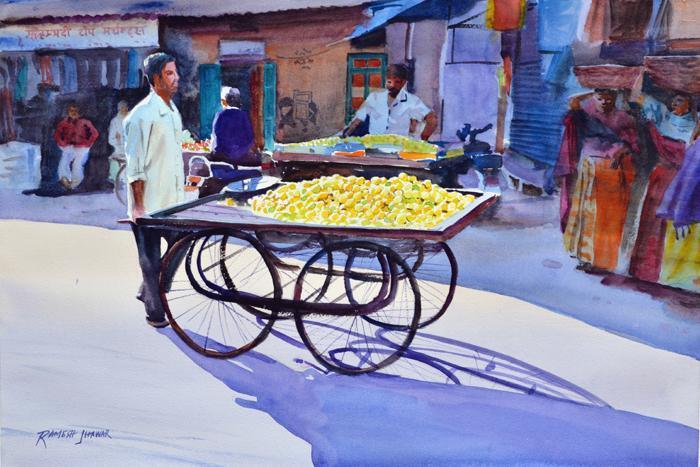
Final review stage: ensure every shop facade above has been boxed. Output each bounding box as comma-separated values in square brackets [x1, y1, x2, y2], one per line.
[161, 6, 386, 146]
[0, 16, 159, 189]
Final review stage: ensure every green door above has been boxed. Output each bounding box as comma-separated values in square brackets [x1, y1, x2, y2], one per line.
[345, 53, 387, 124]
[198, 64, 221, 140]
[263, 61, 277, 150]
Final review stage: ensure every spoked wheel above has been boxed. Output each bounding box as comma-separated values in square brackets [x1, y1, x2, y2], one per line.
[160, 229, 281, 358]
[114, 164, 127, 206]
[294, 241, 421, 374]
[348, 241, 457, 329]
[403, 241, 458, 328]
[256, 230, 327, 302]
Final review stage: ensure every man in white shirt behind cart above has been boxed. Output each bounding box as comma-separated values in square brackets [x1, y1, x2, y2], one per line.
[343, 64, 438, 141]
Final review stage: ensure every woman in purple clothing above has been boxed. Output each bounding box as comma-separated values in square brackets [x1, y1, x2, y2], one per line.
[200, 86, 262, 197]
[210, 86, 260, 165]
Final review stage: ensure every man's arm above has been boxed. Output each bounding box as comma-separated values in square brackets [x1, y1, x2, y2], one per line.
[130, 180, 146, 219]
[124, 115, 149, 219]
[108, 118, 120, 148]
[420, 111, 438, 141]
[342, 118, 364, 138]
[83, 119, 99, 147]
[54, 119, 67, 146]
[342, 95, 372, 137]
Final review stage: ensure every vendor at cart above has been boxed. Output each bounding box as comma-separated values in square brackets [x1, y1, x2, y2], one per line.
[342, 64, 438, 141]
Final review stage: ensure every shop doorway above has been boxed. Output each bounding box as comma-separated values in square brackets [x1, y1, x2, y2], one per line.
[220, 63, 265, 150]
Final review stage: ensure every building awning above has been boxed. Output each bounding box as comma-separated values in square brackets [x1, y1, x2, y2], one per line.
[0, 0, 368, 23]
[344, 0, 428, 41]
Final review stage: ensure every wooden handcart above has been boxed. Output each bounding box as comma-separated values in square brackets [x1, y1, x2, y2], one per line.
[133, 185, 498, 375]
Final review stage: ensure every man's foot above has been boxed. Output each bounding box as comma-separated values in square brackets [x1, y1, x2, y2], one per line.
[59, 177, 72, 191]
[146, 317, 170, 328]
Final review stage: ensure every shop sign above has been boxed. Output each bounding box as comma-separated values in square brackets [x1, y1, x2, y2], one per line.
[0, 18, 158, 51]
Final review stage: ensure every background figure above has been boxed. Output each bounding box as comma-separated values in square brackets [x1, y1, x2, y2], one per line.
[107, 101, 129, 184]
[555, 89, 639, 272]
[198, 86, 261, 198]
[209, 86, 257, 166]
[343, 63, 437, 140]
[53, 103, 99, 191]
[628, 93, 696, 283]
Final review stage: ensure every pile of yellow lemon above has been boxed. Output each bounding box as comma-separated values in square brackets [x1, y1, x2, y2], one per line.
[352, 134, 438, 154]
[278, 134, 438, 155]
[249, 173, 475, 228]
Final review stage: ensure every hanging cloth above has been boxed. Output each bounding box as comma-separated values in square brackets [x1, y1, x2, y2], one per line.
[50, 56, 61, 88]
[486, 0, 526, 31]
[0, 87, 16, 143]
[39, 55, 53, 84]
[62, 56, 78, 93]
[126, 49, 140, 88]
[14, 57, 28, 102]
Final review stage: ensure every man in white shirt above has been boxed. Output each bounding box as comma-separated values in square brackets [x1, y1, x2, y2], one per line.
[107, 100, 129, 184]
[343, 64, 438, 141]
[124, 52, 186, 328]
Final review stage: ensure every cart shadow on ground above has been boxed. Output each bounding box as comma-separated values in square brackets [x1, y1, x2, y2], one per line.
[158, 323, 697, 465]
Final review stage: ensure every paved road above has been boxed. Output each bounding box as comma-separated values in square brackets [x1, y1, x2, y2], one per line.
[1, 220, 697, 465]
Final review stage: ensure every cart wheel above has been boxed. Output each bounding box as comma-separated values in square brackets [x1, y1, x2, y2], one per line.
[189, 230, 283, 320]
[255, 230, 328, 302]
[404, 242, 458, 328]
[160, 229, 281, 358]
[347, 241, 457, 328]
[114, 164, 127, 206]
[294, 241, 421, 374]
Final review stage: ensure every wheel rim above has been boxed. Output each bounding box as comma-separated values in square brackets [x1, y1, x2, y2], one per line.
[404, 242, 457, 328]
[294, 241, 421, 374]
[346, 241, 457, 329]
[161, 229, 281, 358]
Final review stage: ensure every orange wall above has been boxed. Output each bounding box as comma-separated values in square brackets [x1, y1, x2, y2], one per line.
[168, 7, 384, 142]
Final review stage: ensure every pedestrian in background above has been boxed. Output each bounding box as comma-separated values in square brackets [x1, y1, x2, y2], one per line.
[107, 100, 129, 185]
[53, 102, 99, 191]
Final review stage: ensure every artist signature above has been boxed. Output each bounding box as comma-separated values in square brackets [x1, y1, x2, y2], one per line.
[35, 428, 112, 448]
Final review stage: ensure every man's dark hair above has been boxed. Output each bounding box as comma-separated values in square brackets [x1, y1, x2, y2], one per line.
[66, 101, 78, 111]
[388, 64, 410, 81]
[143, 52, 176, 87]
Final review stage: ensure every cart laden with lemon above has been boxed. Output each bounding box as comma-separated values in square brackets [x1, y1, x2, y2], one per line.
[273, 134, 472, 188]
[135, 171, 498, 374]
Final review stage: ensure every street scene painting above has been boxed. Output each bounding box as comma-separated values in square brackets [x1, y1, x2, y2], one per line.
[1, 0, 699, 465]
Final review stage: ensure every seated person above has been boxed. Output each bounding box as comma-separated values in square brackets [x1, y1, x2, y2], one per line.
[199, 87, 261, 197]
[210, 86, 260, 167]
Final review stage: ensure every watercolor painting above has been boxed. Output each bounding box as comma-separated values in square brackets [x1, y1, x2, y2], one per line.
[1, 0, 699, 465]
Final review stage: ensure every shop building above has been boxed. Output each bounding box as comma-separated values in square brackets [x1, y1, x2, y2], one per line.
[0, 15, 160, 188]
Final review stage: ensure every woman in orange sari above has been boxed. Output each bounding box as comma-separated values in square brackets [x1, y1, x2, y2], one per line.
[555, 90, 639, 272]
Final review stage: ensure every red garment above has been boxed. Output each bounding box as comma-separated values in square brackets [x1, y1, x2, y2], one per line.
[554, 113, 579, 232]
[555, 101, 639, 233]
[629, 123, 687, 282]
[54, 117, 99, 148]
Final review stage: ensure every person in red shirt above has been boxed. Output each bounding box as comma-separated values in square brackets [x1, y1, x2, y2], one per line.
[53, 103, 99, 190]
